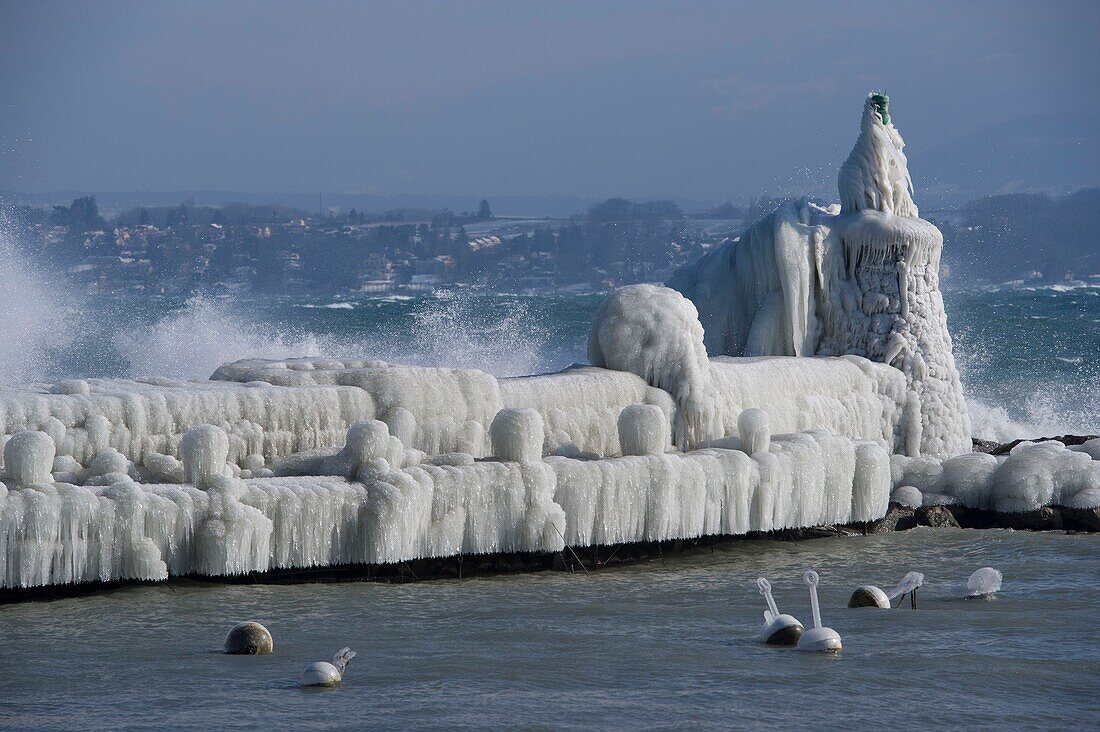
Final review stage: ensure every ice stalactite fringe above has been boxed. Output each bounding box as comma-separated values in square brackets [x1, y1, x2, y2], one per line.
[0, 412, 896, 589]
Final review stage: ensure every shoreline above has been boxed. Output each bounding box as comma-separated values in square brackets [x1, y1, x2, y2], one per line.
[4, 500, 1094, 606]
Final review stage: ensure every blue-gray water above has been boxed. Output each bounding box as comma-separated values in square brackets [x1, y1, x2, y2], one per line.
[2, 529, 1099, 729]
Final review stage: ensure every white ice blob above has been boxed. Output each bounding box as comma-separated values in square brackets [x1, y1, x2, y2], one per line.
[4, 431, 55, 486]
[737, 409, 771, 456]
[967, 567, 1002, 598]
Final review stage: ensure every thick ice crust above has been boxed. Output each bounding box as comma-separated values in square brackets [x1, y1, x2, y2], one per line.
[0, 420, 891, 589]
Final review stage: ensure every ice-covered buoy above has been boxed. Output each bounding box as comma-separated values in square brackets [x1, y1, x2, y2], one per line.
[223, 621, 274, 655]
[490, 408, 544, 463]
[4, 431, 56, 486]
[966, 567, 1002, 599]
[849, 571, 924, 609]
[797, 570, 842, 653]
[300, 647, 356, 687]
[737, 409, 771, 455]
[180, 424, 230, 488]
[756, 577, 803, 645]
[618, 404, 668, 456]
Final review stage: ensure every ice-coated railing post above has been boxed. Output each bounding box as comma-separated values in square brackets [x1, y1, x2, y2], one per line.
[4, 431, 56, 486]
[737, 409, 771, 455]
[490, 408, 544, 463]
[618, 404, 668, 456]
[804, 570, 822, 629]
[757, 577, 780, 619]
[181, 424, 230, 488]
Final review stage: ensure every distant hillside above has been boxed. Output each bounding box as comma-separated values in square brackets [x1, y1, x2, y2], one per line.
[912, 114, 1100, 203]
[940, 188, 1100, 284]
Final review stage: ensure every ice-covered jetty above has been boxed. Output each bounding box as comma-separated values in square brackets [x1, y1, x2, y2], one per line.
[1, 93, 1097, 593]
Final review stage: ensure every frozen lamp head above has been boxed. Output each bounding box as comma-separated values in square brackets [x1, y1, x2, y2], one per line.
[756, 577, 803, 646]
[300, 647, 357, 687]
[223, 621, 274, 655]
[797, 570, 842, 653]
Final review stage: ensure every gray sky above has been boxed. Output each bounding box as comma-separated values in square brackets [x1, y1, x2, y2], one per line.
[2, 0, 1098, 202]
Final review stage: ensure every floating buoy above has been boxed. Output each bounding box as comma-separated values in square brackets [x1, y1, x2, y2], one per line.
[756, 577, 804, 645]
[223, 621, 274, 655]
[849, 571, 924, 609]
[797, 570, 842, 653]
[301, 647, 357, 687]
[848, 585, 890, 608]
[966, 567, 1002, 599]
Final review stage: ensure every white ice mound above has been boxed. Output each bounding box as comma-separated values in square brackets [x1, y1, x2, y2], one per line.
[4, 431, 55, 486]
[668, 93, 970, 457]
[891, 485, 922, 509]
[588, 284, 718, 448]
[181, 424, 231, 488]
[891, 441, 1100, 512]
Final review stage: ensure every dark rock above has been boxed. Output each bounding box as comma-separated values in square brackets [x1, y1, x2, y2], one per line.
[971, 438, 1000, 454]
[949, 507, 998, 529]
[1058, 506, 1100, 532]
[997, 507, 1063, 531]
[917, 505, 961, 528]
[990, 434, 1100, 456]
[868, 504, 917, 533]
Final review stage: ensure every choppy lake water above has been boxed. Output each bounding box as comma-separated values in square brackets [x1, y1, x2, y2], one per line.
[5, 284, 1097, 442]
[2, 529, 1098, 729]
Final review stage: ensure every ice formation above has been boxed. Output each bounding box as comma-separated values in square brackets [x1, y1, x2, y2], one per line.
[757, 577, 804, 645]
[890, 439, 1100, 513]
[0, 410, 894, 588]
[0, 93, 1095, 594]
[589, 285, 718, 447]
[668, 93, 971, 458]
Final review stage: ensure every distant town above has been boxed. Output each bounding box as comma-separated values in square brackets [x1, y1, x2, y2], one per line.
[4, 188, 1098, 296]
